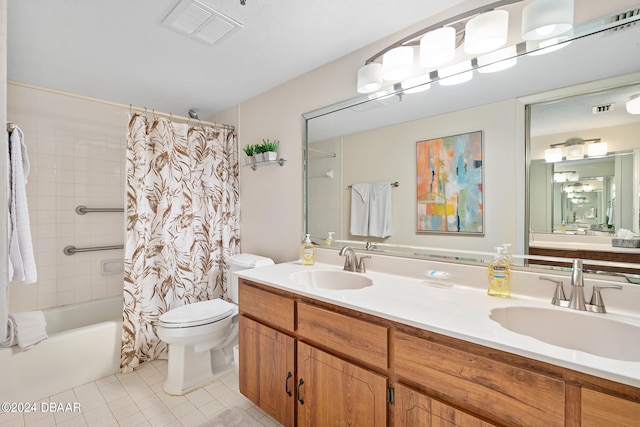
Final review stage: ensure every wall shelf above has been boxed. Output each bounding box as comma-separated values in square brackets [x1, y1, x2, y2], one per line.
[245, 158, 287, 171]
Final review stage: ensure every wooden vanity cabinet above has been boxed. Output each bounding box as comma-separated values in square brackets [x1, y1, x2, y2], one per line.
[394, 383, 495, 427]
[238, 283, 296, 426]
[581, 388, 640, 426]
[239, 278, 640, 427]
[239, 279, 390, 427]
[297, 341, 387, 426]
[394, 329, 565, 426]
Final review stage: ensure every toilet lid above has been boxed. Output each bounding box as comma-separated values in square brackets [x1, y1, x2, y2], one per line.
[159, 299, 236, 327]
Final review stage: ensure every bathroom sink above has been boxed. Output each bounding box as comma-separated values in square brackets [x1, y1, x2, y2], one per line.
[489, 306, 640, 361]
[289, 270, 373, 290]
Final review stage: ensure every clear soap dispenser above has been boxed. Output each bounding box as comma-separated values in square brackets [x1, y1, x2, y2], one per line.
[301, 234, 315, 266]
[488, 246, 510, 298]
[325, 232, 334, 247]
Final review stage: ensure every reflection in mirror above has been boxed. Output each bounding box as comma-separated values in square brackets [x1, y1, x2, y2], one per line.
[303, 5, 640, 278]
[528, 83, 640, 238]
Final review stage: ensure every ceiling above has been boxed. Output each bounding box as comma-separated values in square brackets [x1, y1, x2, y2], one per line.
[6, 0, 470, 119]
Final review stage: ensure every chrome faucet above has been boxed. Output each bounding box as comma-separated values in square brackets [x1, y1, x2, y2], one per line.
[338, 246, 358, 272]
[540, 259, 622, 313]
[568, 259, 586, 311]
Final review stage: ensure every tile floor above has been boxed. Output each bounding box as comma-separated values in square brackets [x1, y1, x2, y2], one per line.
[0, 360, 281, 427]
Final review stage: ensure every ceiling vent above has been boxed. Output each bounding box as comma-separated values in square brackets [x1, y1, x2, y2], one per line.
[609, 8, 639, 32]
[162, 0, 243, 46]
[592, 103, 614, 114]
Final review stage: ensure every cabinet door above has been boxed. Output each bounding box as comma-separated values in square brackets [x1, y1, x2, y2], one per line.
[394, 383, 496, 427]
[582, 388, 640, 427]
[297, 341, 387, 427]
[239, 315, 295, 427]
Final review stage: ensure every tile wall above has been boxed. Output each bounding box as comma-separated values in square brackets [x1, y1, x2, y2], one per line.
[7, 83, 127, 312]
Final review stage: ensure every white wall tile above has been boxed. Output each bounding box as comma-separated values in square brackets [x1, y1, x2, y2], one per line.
[8, 84, 126, 312]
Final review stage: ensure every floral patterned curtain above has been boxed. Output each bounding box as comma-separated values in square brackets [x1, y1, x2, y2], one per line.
[121, 113, 240, 372]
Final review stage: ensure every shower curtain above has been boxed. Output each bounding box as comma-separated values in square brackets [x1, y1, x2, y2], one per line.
[121, 113, 240, 372]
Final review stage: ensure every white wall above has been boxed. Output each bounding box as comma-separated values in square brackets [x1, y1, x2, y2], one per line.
[1, 0, 8, 338]
[6, 84, 126, 312]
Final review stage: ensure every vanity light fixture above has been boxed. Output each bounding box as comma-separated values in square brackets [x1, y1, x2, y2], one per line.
[521, 0, 574, 41]
[382, 46, 414, 81]
[356, 63, 383, 94]
[419, 27, 456, 68]
[546, 137, 602, 162]
[464, 10, 509, 54]
[626, 94, 640, 114]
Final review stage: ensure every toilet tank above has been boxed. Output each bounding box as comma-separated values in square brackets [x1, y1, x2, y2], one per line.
[226, 254, 274, 303]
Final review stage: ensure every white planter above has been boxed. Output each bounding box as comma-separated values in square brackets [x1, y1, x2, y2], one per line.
[256, 152, 267, 162]
[244, 156, 255, 165]
[266, 151, 278, 161]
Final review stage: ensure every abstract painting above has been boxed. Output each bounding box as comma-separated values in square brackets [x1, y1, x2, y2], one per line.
[416, 131, 483, 234]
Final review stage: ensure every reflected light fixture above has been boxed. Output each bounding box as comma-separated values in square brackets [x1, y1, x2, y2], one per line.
[419, 27, 456, 68]
[526, 36, 572, 55]
[544, 147, 563, 162]
[587, 141, 608, 157]
[382, 46, 413, 81]
[464, 10, 509, 54]
[626, 94, 640, 114]
[439, 61, 473, 86]
[402, 74, 432, 94]
[477, 45, 517, 73]
[357, 63, 383, 94]
[521, 0, 574, 41]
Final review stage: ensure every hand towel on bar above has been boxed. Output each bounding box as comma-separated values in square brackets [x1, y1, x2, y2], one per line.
[8, 125, 37, 284]
[369, 182, 392, 237]
[0, 316, 17, 348]
[350, 183, 371, 236]
[9, 311, 48, 350]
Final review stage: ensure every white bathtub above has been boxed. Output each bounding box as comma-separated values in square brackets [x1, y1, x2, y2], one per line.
[0, 296, 123, 402]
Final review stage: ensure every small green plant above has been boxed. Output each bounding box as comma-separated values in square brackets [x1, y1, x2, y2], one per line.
[261, 139, 279, 152]
[254, 143, 267, 154]
[242, 144, 255, 156]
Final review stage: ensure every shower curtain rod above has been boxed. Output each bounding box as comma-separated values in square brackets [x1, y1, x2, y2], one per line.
[7, 81, 235, 131]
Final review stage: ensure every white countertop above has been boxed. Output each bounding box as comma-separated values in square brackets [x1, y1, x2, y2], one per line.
[237, 254, 640, 389]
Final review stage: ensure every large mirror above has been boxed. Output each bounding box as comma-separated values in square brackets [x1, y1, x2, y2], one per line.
[304, 4, 640, 276]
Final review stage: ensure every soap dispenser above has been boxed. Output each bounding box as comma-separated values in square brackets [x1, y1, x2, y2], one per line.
[325, 232, 334, 247]
[301, 234, 315, 266]
[501, 243, 514, 266]
[488, 246, 510, 298]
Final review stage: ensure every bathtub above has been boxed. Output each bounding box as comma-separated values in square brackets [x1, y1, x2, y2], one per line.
[0, 296, 123, 402]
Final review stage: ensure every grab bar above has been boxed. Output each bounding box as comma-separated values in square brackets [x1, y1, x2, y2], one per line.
[63, 245, 124, 256]
[75, 205, 124, 215]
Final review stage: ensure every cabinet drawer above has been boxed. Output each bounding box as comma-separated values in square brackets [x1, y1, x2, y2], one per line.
[394, 330, 565, 426]
[298, 302, 388, 370]
[239, 281, 295, 332]
[582, 388, 640, 427]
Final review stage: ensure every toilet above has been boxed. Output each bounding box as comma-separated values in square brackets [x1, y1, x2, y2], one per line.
[157, 253, 274, 395]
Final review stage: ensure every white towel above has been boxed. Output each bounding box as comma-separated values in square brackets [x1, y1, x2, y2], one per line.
[350, 184, 370, 236]
[8, 125, 37, 284]
[5, 311, 47, 350]
[369, 182, 392, 238]
[0, 316, 17, 348]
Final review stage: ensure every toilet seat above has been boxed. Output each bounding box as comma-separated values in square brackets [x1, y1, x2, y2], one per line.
[159, 299, 236, 329]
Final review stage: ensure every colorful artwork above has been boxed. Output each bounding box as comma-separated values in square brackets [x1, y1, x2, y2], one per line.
[416, 131, 483, 234]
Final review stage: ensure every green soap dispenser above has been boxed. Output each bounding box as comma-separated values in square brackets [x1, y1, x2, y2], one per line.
[488, 246, 510, 298]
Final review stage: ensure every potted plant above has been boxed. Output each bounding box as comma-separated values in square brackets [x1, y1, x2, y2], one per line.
[262, 139, 280, 161]
[242, 144, 256, 165]
[253, 143, 268, 162]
